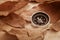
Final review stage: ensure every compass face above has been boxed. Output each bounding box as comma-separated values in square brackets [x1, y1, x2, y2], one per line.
[32, 12, 49, 26]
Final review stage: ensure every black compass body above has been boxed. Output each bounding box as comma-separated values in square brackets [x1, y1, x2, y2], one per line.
[32, 12, 49, 26]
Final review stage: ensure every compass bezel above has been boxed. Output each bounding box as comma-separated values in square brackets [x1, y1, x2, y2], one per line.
[31, 11, 50, 28]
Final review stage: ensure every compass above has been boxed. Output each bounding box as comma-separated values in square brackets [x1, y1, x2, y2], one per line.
[32, 12, 49, 26]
